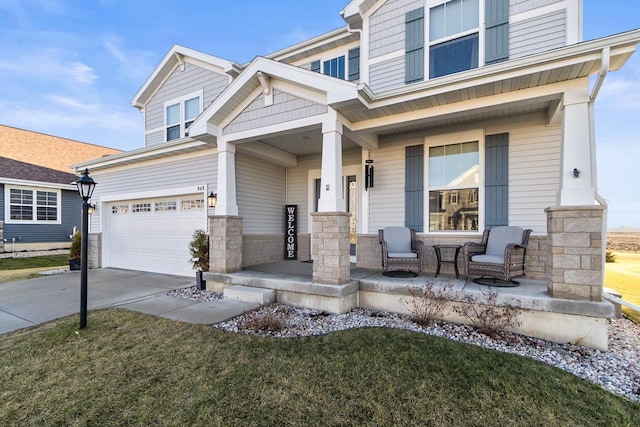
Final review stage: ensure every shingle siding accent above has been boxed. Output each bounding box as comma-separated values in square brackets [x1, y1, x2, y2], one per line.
[144, 62, 230, 144]
[510, 9, 566, 59]
[223, 90, 327, 135]
[369, 0, 423, 59]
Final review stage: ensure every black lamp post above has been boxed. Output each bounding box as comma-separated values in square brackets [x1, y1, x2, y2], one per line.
[75, 168, 97, 329]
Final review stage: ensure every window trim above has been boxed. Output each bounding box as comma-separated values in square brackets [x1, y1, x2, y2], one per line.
[4, 185, 62, 225]
[423, 129, 484, 234]
[163, 89, 203, 142]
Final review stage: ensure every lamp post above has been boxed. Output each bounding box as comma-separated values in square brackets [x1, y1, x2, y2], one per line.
[75, 168, 97, 329]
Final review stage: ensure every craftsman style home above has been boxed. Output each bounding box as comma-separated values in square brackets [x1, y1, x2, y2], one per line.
[76, 0, 640, 349]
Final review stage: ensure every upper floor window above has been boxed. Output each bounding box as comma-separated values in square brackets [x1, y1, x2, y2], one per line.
[164, 90, 203, 142]
[6, 186, 61, 224]
[429, 0, 479, 79]
[323, 56, 345, 79]
[309, 48, 359, 82]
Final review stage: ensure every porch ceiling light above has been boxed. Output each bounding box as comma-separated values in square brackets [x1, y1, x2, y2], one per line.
[208, 192, 217, 208]
[75, 168, 96, 201]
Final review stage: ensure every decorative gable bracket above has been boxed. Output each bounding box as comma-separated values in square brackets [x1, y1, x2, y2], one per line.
[257, 71, 273, 106]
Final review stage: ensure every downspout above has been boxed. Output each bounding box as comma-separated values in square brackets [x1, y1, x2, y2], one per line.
[589, 47, 610, 294]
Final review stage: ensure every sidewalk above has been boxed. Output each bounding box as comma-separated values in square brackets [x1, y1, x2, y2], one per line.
[0, 268, 258, 335]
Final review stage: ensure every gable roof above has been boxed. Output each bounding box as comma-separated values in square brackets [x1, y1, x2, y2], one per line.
[0, 124, 121, 173]
[0, 156, 77, 187]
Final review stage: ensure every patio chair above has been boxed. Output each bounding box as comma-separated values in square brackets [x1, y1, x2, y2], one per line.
[462, 226, 532, 287]
[378, 227, 424, 274]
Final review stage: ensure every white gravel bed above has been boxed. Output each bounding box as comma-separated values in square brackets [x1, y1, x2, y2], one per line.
[169, 288, 639, 403]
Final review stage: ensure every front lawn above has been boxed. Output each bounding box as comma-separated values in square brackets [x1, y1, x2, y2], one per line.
[1, 309, 637, 426]
[0, 254, 69, 284]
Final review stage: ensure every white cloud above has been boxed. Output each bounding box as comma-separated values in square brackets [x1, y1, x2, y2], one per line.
[597, 76, 640, 111]
[0, 47, 97, 85]
[47, 95, 99, 111]
[103, 36, 127, 63]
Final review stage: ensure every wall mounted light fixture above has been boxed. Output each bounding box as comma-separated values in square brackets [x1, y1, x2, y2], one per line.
[573, 168, 581, 178]
[207, 192, 217, 208]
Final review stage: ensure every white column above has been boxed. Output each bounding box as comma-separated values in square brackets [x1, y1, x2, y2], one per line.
[216, 138, 239, 216]
[558, 86, 596, 206]
[318, 110, 345, 212]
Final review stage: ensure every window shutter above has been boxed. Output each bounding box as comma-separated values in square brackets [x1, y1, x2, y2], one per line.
[310, 60, 320, 73]
[405, 7, 425, 84]
[485, 0, 509, 65]
[348, 48, 360, 81]
[405, 144, 424, 232]
[485, 133, 509, 228]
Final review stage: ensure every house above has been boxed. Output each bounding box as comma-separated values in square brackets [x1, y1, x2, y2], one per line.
[0, 125, 121, 251]
[74, 0, 640, 349]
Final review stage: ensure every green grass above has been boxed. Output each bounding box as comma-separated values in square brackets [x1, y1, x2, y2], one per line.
[605, 252, 640, 323]
[1, 309, 638, 426]
[0, 254, 69, 270]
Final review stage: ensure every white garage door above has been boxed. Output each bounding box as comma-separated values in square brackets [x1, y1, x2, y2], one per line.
[105, 195, 206, 277]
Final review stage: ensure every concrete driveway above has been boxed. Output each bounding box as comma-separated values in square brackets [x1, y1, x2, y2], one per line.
[0, 268, 257, 335]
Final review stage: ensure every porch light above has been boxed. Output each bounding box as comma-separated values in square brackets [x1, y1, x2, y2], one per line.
[365, 151, 374, 190]
[207, 192, 217, 208]
[87, 204, 96, 215]
[573, 168, 581, 178]
[75, 168, 97, 200]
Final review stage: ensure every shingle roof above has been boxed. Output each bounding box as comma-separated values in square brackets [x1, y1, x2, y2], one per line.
[0, 156, 78, 185]
[0, 124, 121, 173]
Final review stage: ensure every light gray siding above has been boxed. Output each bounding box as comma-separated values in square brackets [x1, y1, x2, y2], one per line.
[145, 130, 163, 146]
[369, 0, 423, 58]
[144, 62, 230, 144]
[236, 153, 286, 234]
[90, 150, 217, 231]
[509, 0, 562, 14]
[510, 9, 566, 59]
[0, 184, 4, 219]
[223, 90, 327, 135]
[369, 56, 405, 93]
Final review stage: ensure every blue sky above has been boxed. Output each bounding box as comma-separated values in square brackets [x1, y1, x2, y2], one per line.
[0, 0, 638, 228]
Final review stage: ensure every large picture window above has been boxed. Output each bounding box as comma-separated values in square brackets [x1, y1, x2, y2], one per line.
[428, 140, 479, 231]
[164, 90, 203, 142]
[6, 186, 60, 224]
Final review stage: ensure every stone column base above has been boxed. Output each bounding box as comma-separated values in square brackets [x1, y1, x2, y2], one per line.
[88, 233, 102, 269]
[546, 205, 604, 301]
[311, 212, 350, 285]
[209, 216, 243, 273]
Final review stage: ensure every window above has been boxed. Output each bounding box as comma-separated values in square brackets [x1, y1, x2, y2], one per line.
[429, 0, 479, 78]
[6, 187, 60, 224]
[428, 140, 479, 231]
[132, 203, 152, 213]
[164, 90, 203, 142]
[323, 56, 345, 79]
[112, 204, 129, 214]
[155, 201, 177, 212]
[181, 199, 204, 211]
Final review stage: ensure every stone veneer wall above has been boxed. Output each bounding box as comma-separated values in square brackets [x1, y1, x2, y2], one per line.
[0, 221, 4, 252]
[357, 233, 547, 281]
[546, 206, 604, 301]
[209, 216, 243, 273]
[87, 233, 102, 269]
[242, 233, 311, 266]
[312, 212, 350, 285]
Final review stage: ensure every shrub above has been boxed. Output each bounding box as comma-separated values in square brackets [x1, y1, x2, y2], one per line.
[69, 232, 81, 260]
[605, 250, 616, 263]
[242, 313, 285, 332]
[406, 282, 454, 327]
[454, 289, 522, 338]
[188, 229, 209, 271]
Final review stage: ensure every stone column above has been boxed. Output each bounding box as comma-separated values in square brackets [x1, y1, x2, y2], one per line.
[87, 233, 102, 269]
[546, 206, 604, 301]
[312, 212, 350, 285]
[209, 215, 243, 273]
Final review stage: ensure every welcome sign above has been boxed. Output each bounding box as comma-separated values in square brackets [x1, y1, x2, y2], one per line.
[284, 205, 297, 260]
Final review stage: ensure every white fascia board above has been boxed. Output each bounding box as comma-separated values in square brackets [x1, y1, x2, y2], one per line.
[1, 177, 76, 191]
[100, 185, 206, 203]
[266, 27, 352, 62]
[364, 30, 640, 109]
[72, 139, 208, 172]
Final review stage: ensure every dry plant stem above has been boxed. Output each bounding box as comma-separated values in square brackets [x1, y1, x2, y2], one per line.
[407, 282, 455, 327]
[455, 289, 523, 338]
[242, 312, 286, 332]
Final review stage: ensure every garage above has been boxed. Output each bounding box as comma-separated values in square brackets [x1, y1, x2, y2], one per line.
[104, 194, 207, 277]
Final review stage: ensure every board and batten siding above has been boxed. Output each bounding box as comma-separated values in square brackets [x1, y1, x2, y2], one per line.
[369, 0, 423, 59]
[223, 90, 327, 135]
[144, 62, 230, 146]
[3, 189, 81, 243]
[236, 153, 286, 234]
[509, 0, 563, 15]
[369, 56, 405, 93]
[89, 150, 217, 232]
[510, 9, 566, 59]
[369, 112, 560, 234]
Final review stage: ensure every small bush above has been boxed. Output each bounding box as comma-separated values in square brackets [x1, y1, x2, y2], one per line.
[242, 313, 285, 332]
[69, 232, 81, 260]
[188, 229, 209, 271]
[605, 250, 616, 263]
[406, 282, 454, 327]
[454, 289, 522, 338]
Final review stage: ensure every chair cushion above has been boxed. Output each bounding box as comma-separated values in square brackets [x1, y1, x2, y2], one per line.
[388, 252, 418, 258]
[485, 226, 525, 257]
[383, 227, 412, 253]
[471, 254, 504, 264]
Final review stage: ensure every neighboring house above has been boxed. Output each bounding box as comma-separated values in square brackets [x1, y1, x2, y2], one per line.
[0, 125, 121, 251]
[75, 0, 639, 349]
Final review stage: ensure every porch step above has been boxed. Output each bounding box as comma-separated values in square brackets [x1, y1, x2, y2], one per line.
[223, 285, 275, 305]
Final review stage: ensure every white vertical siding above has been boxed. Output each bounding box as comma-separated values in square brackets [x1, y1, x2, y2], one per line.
[369, 0, 423, 59]
[510, 10, 566, 59]
[236, 153, 286, 234]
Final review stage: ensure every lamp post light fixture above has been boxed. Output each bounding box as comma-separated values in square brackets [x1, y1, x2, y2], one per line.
[74, 168, 97, 329]
[207, 192, 217, 208]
